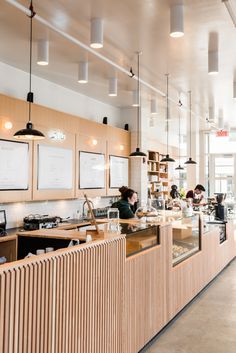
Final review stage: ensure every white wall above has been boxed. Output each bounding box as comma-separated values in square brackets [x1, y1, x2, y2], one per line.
[0, 61, 122, 127]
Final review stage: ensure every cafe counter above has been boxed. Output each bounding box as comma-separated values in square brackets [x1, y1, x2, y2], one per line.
[0, 214, 236, 353]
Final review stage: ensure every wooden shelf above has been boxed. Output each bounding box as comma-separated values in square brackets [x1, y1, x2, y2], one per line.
[148, 150, 169, 195]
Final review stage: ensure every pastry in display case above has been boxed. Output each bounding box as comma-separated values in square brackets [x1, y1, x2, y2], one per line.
[135, 205, 159, 222]
[172, 213, 201, 266]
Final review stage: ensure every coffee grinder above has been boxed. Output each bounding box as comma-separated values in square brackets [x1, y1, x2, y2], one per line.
[214, 193, 226, 220]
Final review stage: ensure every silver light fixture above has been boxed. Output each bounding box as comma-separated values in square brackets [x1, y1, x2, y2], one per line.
[160, 74, 175, 163]
[208, 50, 218, 75]
[78, 61, 88, 83]
[14, 0, 45, 141]
[185, 91, 196, 164]
[129, 52, 147, 158]
[170, 4, 184, 38]
[90, 18, 103, 49]
[37, 39, 49, 66]
[108, 77, 117, 96]
[175, 100, 184, 170]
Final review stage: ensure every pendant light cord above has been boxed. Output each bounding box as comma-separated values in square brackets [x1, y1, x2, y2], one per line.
[178, 105, 181, 161]
[166, 74, 169, 155]
[137, 52, 140, 149]
[189, 90, 192, 157]
[28, 1, 36, 123]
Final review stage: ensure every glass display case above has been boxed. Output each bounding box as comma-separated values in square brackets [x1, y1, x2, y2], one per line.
[121, 223, 159, 257]
[172, 213, 201, 266]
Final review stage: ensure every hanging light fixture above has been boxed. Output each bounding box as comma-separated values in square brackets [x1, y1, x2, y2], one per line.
[208, 50, 218, 75]
[90, 18, 103, 48]
[129, 52, 147, 157]
[37, 39, 49, 66]
[14, 1, 45, 140]
[185, 91, 196, 164]
[160, 74, 175, 162]
[175, 101, 184, 170]
[108, 77, 117, 96]
[151, 98, 157, 115]
[170, 5, 184, 38]
[78, 61, 88, 83]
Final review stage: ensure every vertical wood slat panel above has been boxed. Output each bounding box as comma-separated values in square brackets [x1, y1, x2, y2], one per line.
[0, 237, 125, 353]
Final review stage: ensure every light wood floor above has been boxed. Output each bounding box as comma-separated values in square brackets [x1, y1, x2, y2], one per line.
[142, 258, 236, 353]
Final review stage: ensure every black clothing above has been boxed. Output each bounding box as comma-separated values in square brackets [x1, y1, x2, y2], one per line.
[111, 199, 134, 219]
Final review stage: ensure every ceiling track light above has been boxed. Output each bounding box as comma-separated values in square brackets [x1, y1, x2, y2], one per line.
[90, 18, 103, 49]
[78, 61, 88, 83]
[160, 74, 175, 163]
[222, 0, 236, 27]
[151, 99, 157, 115]
[170, 4, 184, 38]
[185, 91, 196, 165]
[37, 39, 49, 65]
[108, 77, 117, 96]
[129, 52, 147, 158]
[14, 0, 45, 141]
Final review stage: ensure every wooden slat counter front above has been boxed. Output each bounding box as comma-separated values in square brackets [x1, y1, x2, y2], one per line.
[0, 231, 126, 353]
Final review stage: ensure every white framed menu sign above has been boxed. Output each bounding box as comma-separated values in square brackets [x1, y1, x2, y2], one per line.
[0, 139, 29, 190]
[37, 145, 73, 189]
[109, 155, 129, 188]
[79, 151, 105, 189]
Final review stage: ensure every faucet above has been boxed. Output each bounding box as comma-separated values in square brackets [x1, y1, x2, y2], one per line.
[82, 199, 94, 219]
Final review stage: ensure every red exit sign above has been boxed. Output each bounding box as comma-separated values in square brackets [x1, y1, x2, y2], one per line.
[216, 130, 229, 137]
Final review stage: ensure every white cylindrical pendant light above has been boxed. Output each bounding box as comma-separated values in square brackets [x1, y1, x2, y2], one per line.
[151, 99, 157, 115]
[170, 5, 184, 38]
[233, 81, 236, 98]
[132, 90, 139, 106]
[78, 61, 88, 83]
[208, 51, 218, 75]
[37, 39, 49, 65]
[108, 77, 117, 96]
[90, 18, 103, 49]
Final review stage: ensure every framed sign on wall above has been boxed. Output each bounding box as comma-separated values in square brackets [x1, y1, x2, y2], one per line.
[0, 139, 29, 190]
[109, 155, 129, 188]
[79, 151, 105, 189]
[37, 144, 73, 189]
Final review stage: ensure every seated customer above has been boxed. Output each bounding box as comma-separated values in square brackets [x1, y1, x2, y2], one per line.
[186, 184, 205, 205]
[112, 188, 137, 219]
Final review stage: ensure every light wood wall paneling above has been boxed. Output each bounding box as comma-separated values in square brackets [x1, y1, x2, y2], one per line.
[106, 126, 131, 196]
[0, 237, 125, 353]
[0, 95, 33, 202]
[76, 133, 107, 198]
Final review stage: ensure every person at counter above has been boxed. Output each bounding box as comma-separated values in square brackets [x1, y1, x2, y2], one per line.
[112, 187, 137, 219]
[186, 184, 206, 205]
[170, 185, 180, 199]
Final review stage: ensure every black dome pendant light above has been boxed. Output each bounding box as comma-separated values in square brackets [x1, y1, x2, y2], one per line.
[175, 100, 184, 170]
[160, 74, 175, 163]
[129, 52, 147, 157]
[14, 0, 45, 141]
[184, 91, 196, 165]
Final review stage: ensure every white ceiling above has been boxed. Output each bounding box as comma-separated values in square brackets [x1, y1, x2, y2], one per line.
[0, 0, 236, 131]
